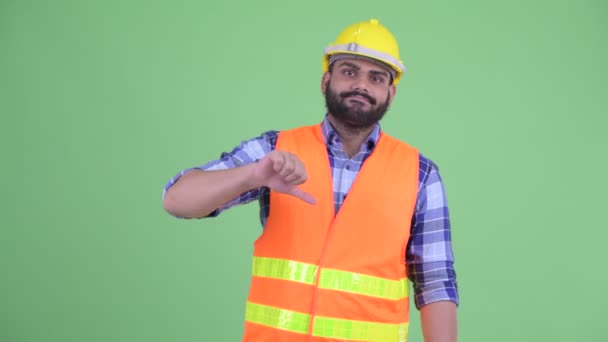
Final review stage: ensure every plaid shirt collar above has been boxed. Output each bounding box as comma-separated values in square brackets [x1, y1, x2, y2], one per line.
[320, 114, 382, 154]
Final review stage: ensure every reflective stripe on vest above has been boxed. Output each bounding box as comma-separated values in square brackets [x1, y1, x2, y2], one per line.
[252, 256, 409, 300]
[246, 302, 408, 341]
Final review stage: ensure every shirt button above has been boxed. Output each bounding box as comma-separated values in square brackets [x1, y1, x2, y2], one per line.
[346, 165, 351, 170]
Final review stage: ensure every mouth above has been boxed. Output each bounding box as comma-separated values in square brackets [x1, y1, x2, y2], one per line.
[346, 95, 371, 105]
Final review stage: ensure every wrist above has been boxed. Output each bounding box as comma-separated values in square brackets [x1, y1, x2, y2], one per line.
[242, 163, 264, 190]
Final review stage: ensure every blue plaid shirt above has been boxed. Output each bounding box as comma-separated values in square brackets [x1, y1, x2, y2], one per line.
[163, 116, 459, 309]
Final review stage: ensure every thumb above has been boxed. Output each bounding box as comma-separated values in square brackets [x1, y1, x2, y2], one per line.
[287, 186, 316, 205]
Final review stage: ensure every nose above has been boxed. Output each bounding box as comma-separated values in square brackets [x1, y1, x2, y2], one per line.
[351, 75, 369, 93]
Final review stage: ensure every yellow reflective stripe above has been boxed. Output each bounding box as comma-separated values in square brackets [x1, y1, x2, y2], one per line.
[245, 302, 408, 341]
[319, 269, 409, 300]
[245, 302, 310, 334]
[252, 256, 317, 285]
[252, 256, 409, 300]
[314, 315, 408, 341]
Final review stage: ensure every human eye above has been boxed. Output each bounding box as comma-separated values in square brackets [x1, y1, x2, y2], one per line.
[371, 75, 385, 84]
[342, 69, 356, 77]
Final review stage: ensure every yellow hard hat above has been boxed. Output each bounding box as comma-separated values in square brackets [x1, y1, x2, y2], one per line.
[323, 19, 406, 85]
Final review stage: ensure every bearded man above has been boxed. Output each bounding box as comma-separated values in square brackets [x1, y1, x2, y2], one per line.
[162, 18, 459, 342]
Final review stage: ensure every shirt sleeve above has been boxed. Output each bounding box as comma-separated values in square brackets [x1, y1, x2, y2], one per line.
[162, 130, 278, 218]
[406, 154, 459, 309]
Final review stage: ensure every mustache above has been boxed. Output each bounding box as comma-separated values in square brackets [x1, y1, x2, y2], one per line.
[340, 91, 376, 105]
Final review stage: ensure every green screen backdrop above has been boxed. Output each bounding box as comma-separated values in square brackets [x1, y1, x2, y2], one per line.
[2, 0, 607, 341]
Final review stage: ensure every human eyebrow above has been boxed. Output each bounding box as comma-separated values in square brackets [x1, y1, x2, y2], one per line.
[369, 69, 390, 79]
[337, 61, 360, 70]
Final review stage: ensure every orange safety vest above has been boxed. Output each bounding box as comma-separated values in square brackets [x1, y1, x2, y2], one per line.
[243, 124, 419, 342]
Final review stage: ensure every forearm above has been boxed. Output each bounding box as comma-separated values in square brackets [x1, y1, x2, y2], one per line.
[420, 301, 457, 342]
[162, 164, 259, 218]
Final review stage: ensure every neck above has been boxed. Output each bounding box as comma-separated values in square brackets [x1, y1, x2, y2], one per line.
[327, 114, 376, 158]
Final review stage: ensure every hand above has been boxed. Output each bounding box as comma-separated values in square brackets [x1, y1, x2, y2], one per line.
[251, 150, 316, 205]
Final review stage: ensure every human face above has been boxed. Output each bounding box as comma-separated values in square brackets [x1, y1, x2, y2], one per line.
[322, 58, 396, 130]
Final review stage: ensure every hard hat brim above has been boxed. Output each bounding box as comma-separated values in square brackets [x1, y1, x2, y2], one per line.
[323, 43, 406, 78]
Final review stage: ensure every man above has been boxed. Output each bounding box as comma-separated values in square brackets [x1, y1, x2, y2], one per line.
[163, 19, 458, 342]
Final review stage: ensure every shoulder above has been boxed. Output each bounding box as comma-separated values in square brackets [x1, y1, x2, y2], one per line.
[416, 152, 448, 198]
[255, 130, 280, 150]
[378, 132, 440, 185]
[227, 130, 279, 157]
[418, 152, 439, 181]
[379, 131, 418, 149]
[202, 130, 279, 170]
[244, 124, 320, 151]
[275, 123, 326, 147]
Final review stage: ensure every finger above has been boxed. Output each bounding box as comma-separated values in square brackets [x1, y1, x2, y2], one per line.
[283, 173, 301, 184]
[288, 187, 316, 205]
[284, 170, 306, 185]
[278, 157, 296, 178]
[283, 159, 305, 182]
[271, 152, 286, 173]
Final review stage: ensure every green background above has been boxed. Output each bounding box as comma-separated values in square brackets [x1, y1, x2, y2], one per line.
[2, 0, 607, 341]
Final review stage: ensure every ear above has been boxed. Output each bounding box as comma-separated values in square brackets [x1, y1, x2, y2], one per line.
[387, 84, 397, 105]
[321, 72, 331, 95]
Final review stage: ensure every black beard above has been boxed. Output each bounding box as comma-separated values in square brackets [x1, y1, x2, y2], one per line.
[324, 83, 390, 130]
